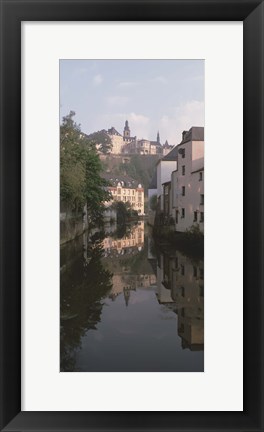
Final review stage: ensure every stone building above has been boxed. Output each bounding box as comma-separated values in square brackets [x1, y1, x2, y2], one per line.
[106, 121, 172, 156]
[106, 127, 124, 154]
[106, 121, 136, 154]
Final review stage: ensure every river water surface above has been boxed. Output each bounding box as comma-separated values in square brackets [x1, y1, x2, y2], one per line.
[60, 222, 204, 372]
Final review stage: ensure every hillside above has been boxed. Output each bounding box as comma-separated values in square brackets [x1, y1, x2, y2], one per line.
[101, 154, 160, 195]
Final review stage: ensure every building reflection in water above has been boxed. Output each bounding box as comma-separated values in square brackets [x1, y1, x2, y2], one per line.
[101, 222, 157, 306]
[155, 249, 204, 351]
[60, 222, 203, 371]
[83, 221, 203, 350]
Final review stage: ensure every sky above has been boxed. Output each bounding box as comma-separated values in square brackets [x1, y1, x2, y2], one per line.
[60, 60, 204, 146]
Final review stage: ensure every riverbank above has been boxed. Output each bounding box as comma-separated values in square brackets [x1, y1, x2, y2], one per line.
[151, 224, 204, 257]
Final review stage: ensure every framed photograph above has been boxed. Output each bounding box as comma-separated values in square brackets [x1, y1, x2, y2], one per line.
[1, 0, 263, 431]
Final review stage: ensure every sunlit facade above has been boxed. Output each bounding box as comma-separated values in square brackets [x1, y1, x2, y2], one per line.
[103, 221, 144, 252]
[107, 182, 145, 214]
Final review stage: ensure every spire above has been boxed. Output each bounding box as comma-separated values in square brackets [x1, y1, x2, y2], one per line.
[123, 120, 130, 139]
[157, 131, 160, 144]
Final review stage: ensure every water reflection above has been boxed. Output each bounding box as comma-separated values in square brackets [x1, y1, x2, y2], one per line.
[60, 237, 113, 371]
[60, 223, 204, 372]
[156, 249, 204, 351]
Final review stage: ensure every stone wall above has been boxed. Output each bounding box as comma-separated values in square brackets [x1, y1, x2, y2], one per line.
[60, 203, 88, 245]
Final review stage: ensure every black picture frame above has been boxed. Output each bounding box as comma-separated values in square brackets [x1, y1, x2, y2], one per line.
[0, 0, 263, 431]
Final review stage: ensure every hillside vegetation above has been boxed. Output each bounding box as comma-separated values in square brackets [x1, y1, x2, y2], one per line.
[101, 154, 159, 195]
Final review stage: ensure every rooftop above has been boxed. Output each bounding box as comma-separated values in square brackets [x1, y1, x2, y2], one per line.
[102, 173, 141, 189]
[181, 126, 204, 144]
[162, 145, 178, 161]
[107, 127, 122, 136]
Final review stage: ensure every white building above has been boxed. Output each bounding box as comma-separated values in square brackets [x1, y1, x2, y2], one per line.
[106, 181, 145, 215]
[156, 146, 178, 210]
[123, 138, 162, 155]
[148, 171, 157, 225]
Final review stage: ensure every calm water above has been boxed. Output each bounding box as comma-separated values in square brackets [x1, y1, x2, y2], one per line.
[60, 222, 204, 372]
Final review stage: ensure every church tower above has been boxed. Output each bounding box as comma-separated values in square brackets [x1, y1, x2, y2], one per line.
[123, 120, 131, 140]
[157, 131, 160, 144]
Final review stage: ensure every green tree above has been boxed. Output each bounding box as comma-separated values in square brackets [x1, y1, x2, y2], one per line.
[110, 201, 138, 225]
[86, 130, 112, 154]
[60, 111, 111, 222]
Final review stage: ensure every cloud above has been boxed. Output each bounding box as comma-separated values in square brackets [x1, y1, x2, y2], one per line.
[101, 112, 150, 139]
[117, 81, 138, 88]
[93, 74, 103, 85]
[159, 100, 205, 145]
[127, 112, 150, 138]
[184, 74, 204, 83]
[176, 100, 205, 129]
[151, 76, 167, 84]
[74, 67, 88, 77]
[106, 96, 129, 106]
[129, 112, 149, 125]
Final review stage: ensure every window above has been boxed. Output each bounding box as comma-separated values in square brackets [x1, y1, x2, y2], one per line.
[179, 323, 184, 333]
[194, 211, 198, 222]
[181, 208, 185, 218]
[182, 148, 185, 158]
[181, 264, 185, 275]
[182, 165, 185, 175]
[181, 286, 185, 297]
[199, 285, 204, 297]
[199, 172, 203, 181]
[182, 186, 185, 196]
[200, 212, 204, 222]
[193, 266, 197, 277]
[117, 188, 121, 195]
[200, 194, 204, 205]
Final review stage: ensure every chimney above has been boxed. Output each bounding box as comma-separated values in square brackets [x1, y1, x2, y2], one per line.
[182, 130, 188, 141]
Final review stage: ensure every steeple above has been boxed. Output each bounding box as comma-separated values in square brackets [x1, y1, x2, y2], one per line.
[123, 120, 130, 139]
[157, 131, 160, 144]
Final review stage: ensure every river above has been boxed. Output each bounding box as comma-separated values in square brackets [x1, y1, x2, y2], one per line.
[60, 222, 204, 372]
